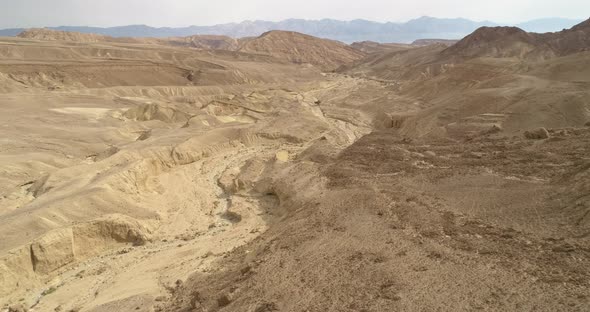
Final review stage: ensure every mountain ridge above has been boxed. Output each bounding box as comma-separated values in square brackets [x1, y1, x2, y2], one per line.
[443, 18, 590, 59]
[237, 30, 366, 70]
[1, 17, 584, 43]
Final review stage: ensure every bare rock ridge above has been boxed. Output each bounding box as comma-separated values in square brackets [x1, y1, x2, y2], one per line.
[17, 28, 240, 51]
[442, 26, 544, 58]
[443, 17, 590, 59]
[343, 18, 590, 84]
[238, 30, 366, 70]
[17, 28, 365, 70]
[571, 18, 590, 31]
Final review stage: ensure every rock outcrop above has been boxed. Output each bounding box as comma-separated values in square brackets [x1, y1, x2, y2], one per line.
[30, 228, 75, 275]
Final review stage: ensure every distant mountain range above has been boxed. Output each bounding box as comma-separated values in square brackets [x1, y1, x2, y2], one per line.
[0, 17, 585, 43]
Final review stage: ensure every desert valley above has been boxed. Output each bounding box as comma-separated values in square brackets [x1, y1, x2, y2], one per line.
[0, 16, 589, 312]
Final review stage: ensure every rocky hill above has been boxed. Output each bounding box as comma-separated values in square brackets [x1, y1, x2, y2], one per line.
[344, 18, 590, 80]
[238, 30, 366, 70]
[546, 18, 590, 55]
[442, 26, 547, 59]
[443, 18, 590, 59]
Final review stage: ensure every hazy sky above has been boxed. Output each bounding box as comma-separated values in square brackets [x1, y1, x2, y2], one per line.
[0, 0, 588, 28]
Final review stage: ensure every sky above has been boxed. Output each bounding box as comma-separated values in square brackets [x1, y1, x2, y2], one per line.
[0, 0, 588, 28]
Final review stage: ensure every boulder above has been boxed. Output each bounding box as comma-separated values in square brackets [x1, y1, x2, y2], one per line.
[73, 214, 153, 259]
[524, 127, 550, 140]
[275, 151, 289, 163]
[8, 304, 28, 312]
[0, 245, 39, 300]
[30, 228, 75, 275]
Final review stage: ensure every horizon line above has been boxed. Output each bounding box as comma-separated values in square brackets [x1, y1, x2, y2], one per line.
[1, 16, 586, 30]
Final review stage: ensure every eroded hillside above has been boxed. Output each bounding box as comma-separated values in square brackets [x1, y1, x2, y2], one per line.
[1, 19, 589, 312]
